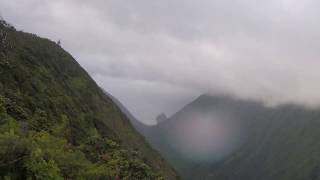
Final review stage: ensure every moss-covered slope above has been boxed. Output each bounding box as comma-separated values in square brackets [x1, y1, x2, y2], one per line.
[0, 20, 178, 179]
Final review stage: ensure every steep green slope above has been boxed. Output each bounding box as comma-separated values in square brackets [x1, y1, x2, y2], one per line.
[102, 90, 188, 173]
[207, 96, 320, 180]
[0, 20, 178, 179]
[139, 94, 320, 179]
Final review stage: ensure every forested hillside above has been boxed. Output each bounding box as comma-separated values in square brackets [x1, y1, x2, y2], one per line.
[0, 20, 178, 180]
[138, 94, 320, 180]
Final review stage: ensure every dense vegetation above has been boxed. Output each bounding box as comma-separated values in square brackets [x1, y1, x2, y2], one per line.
[138, 94, 320, 180]
[0, 20, 178, 179]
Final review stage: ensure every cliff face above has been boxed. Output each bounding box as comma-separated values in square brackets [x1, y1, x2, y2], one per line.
[0, 20, 178, 179]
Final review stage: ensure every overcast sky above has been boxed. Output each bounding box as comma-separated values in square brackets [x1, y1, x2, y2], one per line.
[1, 0, 320, 124]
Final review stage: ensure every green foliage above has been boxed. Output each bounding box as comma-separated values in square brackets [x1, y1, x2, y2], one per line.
[81, 136, 164, 179]
[26, 157, 63, 180]
[0, 117, 162, 179]
[0, 20, 177, 179]
[28, 109, 51, 131]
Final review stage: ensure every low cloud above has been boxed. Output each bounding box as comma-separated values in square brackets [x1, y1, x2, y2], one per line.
[1, 0, 320, 123]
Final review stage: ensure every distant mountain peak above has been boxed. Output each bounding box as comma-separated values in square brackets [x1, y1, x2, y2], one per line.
[156, 113, 168, 124]
[136, 93, 320, 179]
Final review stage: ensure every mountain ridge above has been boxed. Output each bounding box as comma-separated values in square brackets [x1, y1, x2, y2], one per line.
[0, 20, 178, 179]
[136, 94, 320, 179]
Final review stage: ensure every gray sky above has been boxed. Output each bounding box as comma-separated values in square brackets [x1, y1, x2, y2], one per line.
[1, 0, 320, 124]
